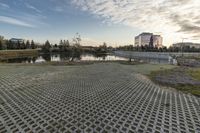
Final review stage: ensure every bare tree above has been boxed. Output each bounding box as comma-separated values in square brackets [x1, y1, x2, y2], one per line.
[71, 33, 82, 61]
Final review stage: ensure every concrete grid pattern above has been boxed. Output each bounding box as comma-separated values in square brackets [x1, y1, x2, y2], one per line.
[0, 63, 200, 133]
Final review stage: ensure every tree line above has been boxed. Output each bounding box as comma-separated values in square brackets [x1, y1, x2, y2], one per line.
[41, 34, 82, 54]
[116, 44, 200, 52]
[0, 36, 36, 50]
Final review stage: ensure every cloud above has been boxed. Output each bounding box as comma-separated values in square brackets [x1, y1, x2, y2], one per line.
[0, 16, 35, 28]
[0, 2, 9, 8]
[54, 6, 64, 12]
[25, 3, 42, 13]
[71, 0, 200, 43]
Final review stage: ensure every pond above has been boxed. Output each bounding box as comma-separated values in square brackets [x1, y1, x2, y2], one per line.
[0, 53, 128, 63]
[0, 52, 175, 64]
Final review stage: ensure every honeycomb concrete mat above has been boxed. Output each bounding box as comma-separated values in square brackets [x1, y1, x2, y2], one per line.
[0, 63, 200, 133]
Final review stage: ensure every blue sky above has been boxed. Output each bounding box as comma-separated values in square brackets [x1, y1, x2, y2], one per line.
[0, 0, 200, 46]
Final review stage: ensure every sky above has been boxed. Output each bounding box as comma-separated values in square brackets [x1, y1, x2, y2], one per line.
[0, 0, 200, 47]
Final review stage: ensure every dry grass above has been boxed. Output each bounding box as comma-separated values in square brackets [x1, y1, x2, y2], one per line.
[149, 67, 200, 97]
[0, 49, 38, 60]
[188, 68, 200, 80]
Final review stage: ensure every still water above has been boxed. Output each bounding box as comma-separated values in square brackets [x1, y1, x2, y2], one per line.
[1, 53, 128, 63]
[1, 53, 172, 64]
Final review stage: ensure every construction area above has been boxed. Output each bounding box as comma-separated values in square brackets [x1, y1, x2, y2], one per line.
[0, 63, 200, 133]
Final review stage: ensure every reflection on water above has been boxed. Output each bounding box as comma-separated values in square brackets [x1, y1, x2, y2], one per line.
[137, 58, 171, 64]
[1, 53, 127, 63]
[0, 53, 172, 64]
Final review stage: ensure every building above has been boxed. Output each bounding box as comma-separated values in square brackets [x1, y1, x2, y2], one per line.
[10, 38, 24, 44]
[173, 42, 200, 49]
[153, 35, 163, 48]
[135, 32, 163, 48]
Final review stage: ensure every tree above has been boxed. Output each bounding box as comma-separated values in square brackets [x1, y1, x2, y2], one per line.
[71, 33, 82, 61]
[0, 36, 4, 50]
[59, 40, 63, 45]
[0, 36, 4, 41]
[102, 42, 107, 51]
[66, 40, 70, 47]
[0, 40, 2, 50]
[7, 40, 12, 49]
[17, 40, 21, 49]
[31, 40, 35, 49]
[21, 41, 26, 49]
[42, 40, 51, 53]
[149, 35, 154, 48]
[72, 33, 81, 49]
[26, 40, 31, 49]
[59, 40, 64, 51]
[63, 40, 70, 51]
[54, 44, 58, 48]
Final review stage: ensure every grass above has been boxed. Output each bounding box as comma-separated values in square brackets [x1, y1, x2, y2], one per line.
[188, 68, 200, 80]
[148, 67, 200, 97]
[0, 49, 38, 60]
[119, 61, 145, 65]
[176, 85, 200, 97]
[131, 64, 176, 75]
[0, 60, 137, 66]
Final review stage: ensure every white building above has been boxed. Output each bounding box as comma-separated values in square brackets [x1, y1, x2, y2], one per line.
[153, 35, 163, 48]
[173, 42, 200, 49]
[10, 38, 24, 44]
[135, 33, 163, 48]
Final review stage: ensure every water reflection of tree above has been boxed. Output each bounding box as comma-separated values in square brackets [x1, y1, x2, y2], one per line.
[71, 51, 81, 61]
[41, 54, 51, 62]
[93, 53, 107, 60]
[60, 52, 71, 61]
[32, 57, 37, 63]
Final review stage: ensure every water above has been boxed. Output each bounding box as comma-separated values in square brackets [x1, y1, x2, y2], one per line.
[0, 53, 174, 64]
[135, 57, 173, 64]
[1, 53, 128, 63]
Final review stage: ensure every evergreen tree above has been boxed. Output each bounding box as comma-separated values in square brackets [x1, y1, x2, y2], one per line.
[59, 40, 64, 51]
[59, 40, 63, 45]
[26, 40, 31, 49]
[0, 36, 4, 50]
[21, 41, 26, 49]
[0, 40, 2, 50]
[66, 40, 70, 47]
[17, 40, 21, 49]
[42, 40, 51, 52]
[7, 40, 12, 49]
[31, 40, 35, 49]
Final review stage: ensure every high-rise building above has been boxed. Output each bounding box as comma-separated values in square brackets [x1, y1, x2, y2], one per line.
[153, 35, 163, 48]
[135, 32, 163, 48]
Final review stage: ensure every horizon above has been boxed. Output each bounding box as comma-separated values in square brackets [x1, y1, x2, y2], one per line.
[1, 0, 200, 47]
